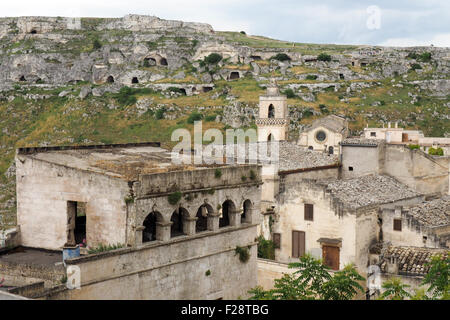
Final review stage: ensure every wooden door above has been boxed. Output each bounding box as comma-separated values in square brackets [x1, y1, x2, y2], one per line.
[292, 231, 305, 258]
[322, 245, 340, 270]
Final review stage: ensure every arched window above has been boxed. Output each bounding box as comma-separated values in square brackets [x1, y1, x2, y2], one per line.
[268, 134, 274, 142]
[220, 200, 235, 228]
[196, 205, 212, 233]
[171, 208, 188, 238]
[308, 146, 314, 150]
[143, 211, 160, 242]
[328, 146, 334, 155]
[268, 104, 275, 118]
[242, 200, 252, 223]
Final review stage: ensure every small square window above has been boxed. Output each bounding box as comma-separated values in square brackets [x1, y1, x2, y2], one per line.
[370, 132, 376, 137]
[349, 166, 354, 171]
[304, 204, 314, 221]
[393, 219, 402, 231]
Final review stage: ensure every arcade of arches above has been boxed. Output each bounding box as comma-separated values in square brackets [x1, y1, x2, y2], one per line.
[140, 199, 254, 244]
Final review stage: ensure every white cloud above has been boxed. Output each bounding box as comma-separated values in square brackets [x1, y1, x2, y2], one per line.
[380, 33, 450, 47]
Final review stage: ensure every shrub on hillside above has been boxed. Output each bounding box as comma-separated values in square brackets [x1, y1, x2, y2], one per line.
[270, 53, 291, 61]
[317, 53, 332, 62]
[283, 88, 296, 98]
[204, 53, 222, 64]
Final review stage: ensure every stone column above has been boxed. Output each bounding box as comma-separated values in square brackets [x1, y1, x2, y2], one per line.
[156, 221, 172, 241]
[246, 207, 260, 224]
[135, 226, 145, 246]
[229, 209, 242, 227]
[207, 212, 220, 231]
[183, 217, 198, 236]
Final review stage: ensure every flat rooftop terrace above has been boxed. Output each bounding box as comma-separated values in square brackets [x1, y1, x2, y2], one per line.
[0, 246, 62, 268]
[17, 142, 225, 180]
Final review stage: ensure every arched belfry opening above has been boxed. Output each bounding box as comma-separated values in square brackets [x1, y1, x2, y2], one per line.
[196, 204, 212, 233]
[220, 200, 235, 228]
[106, 75, 114, 83]
[142, 211, 161, 243]
[242, 200, 252, 223]
[171, 208, 188, 238]
[268, 104, 275, 118]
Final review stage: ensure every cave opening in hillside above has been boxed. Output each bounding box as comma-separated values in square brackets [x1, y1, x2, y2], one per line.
[203, 86, 213, 93]
[250, 55, 262, 60]
[106, 75, 114, 83]
[339, 74, 345, 80]
[19, 76, 26, 82]
[229, 71, 240, 80]
[143, 57, 156, 67]
[131, 77, 139, 84]
[179, 88, 187, 95]
[30, 29, 37, 34]
[160, 58, 168, 66]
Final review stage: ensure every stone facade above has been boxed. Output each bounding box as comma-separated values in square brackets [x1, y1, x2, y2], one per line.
[13, 142, 262, 300]
[298, 115, 349, 155]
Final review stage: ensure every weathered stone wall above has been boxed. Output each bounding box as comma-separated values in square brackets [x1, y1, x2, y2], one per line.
[275, 180, 359, 269]
[16, 155, 130, 250]
[42, 225, 257, 300]
[383, 145, 449, 195]
[341, 144, 382, 179]
[257, 258, 294, 290]
[381, 207, 443, 248]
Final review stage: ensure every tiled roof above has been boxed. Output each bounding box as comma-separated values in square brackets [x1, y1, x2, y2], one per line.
[305, 115, 347, 134]
[405, 196, 450, 228]
[278, 142, 339, 172]
[318, 175, 420, 209]
[380, 246, 449, 276]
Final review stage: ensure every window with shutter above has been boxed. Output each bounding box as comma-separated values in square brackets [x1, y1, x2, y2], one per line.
[292, 231, 305, 258]
[304, 204, 314, 221]
[273, 233, 281, 249]
[393, 219, 402, 231]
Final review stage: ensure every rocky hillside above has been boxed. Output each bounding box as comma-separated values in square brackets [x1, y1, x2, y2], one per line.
[0, 15, 449, 228]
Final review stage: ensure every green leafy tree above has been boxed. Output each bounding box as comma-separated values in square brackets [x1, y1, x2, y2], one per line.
[322, 264, 365, 300]
[379, 278, 411, 300]
[248, 254, 364, 300]
[422, 255, 449, 299]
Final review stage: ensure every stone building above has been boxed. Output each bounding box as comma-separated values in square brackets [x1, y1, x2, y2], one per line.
[271, 174, 422, 273]
[298, 115, 349, 155]
[380, 196, 450, 249]
[341, 138, 449, 195]
[364, 122, 450, 156]
[1, 142, 262, 299]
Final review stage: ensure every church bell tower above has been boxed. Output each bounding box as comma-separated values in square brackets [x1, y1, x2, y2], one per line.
[255, 79, 289, 142]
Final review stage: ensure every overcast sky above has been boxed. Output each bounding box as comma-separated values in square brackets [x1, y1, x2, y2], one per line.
[2, 0, 450, 47]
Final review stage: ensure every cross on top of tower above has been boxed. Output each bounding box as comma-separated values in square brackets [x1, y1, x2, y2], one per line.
[266, 77, 280, 96]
